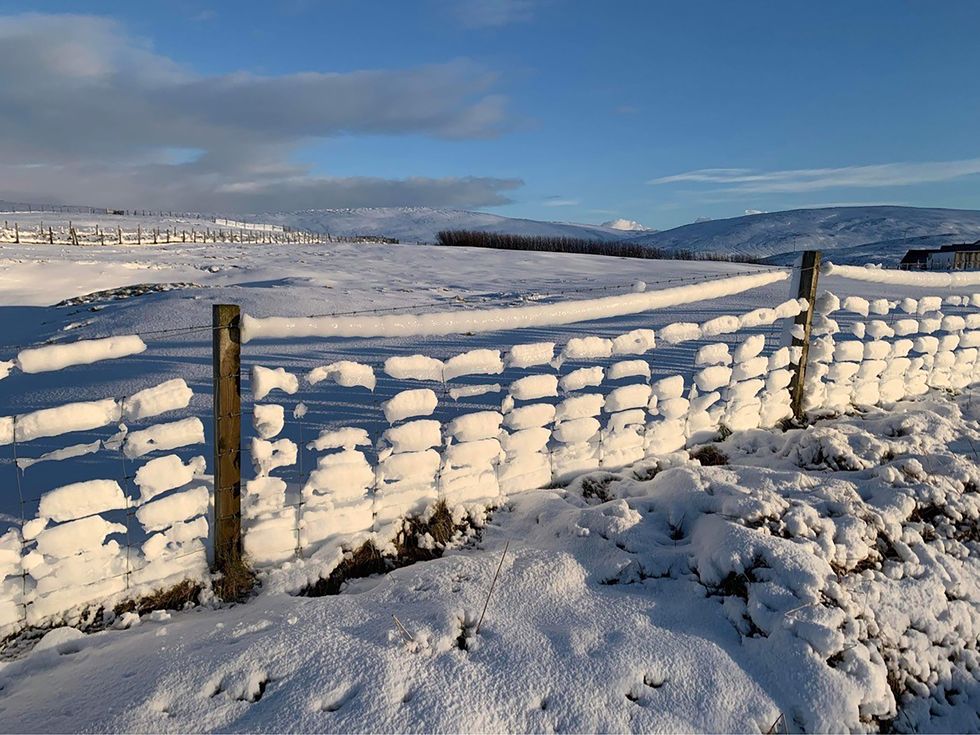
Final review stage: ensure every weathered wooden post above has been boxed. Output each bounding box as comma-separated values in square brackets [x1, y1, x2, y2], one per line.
[212, 304, 246, 596]
[787, 250, 821, 420]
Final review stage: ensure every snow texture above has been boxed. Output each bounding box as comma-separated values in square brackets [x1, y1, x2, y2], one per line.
[134, 455, 207, 503]
[252, 366, 299, 401]
[251, 438, 298, 477]
[607, 359, 650, 381]
[505, 342, 555, 369]
[253, 404, 285, 440]
[307, 361, 375, 391]
[37, 480, 127, 523]
[561, 336, 613, 361]
[307, 427, 372, 451]
[382, 389, 438, 424]
[611, 329, 656, 355]
[508, 374, 558, 401]
[384, 355, 444, 382]
[16, 335, 146, 374]
[443, 349, 504, 381]
[123, 418, 205, 459]
[121, 379, 193, 422]
[560, 366, 604, 393]
[449, 384, 501, 401]
[381, 420, 442, 454]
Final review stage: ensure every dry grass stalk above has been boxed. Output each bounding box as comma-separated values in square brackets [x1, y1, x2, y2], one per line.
[475, 540, 510, 635]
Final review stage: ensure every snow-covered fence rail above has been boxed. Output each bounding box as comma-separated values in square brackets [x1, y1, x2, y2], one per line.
[0, 338, 210, 638]
[241, 270, 790, 341]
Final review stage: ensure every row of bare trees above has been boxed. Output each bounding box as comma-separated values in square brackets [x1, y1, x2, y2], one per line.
[434, 230, 762, 263]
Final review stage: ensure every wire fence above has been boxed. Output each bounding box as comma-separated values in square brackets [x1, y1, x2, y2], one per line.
[3, 257, 980, 640]
[0, 205, 406, 246]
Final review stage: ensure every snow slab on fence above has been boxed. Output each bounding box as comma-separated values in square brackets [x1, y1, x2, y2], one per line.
[239, 271, 788, 341]
[0, 388, 978, 732]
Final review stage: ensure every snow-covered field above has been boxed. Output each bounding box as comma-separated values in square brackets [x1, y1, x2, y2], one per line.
[1, 215, 979, 732]
[0, 391, 977, 732]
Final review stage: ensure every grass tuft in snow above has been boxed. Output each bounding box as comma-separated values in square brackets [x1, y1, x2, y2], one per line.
[213, 558, 257, 603]
[690, 444, 729, 466]
[115, 579, 204, 616]
[576, 472, 619, 502]
[301, 501, 476, 597]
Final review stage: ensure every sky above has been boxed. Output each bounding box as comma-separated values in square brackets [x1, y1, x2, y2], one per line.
[0, 0, 978, 229]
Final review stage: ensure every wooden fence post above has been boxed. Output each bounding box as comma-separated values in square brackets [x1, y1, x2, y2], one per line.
[788, 250, 821, 420]
[212, 303, 247, 596]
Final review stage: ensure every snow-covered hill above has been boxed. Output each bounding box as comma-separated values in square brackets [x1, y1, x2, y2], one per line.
[252, 207, 630, 243]
[254, 205, 980, 264]
[626, 206, 980, 264]
[4, 201, 979, 264]
[601, 218, 653, 232]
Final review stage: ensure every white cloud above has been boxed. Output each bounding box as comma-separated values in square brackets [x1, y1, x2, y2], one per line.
[0, 13, 520, 211]
[647, 158, 980, 193]
[542, 197, 580, 207]
[448, 0, 536, 28]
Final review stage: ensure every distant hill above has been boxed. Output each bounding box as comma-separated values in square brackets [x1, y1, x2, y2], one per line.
[625, 206, 980, 265]
[3, 199, 979, 266]
[252, 207, 630, 244]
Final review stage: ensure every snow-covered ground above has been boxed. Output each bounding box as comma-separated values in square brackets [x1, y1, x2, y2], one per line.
[1, 214, 979, 732]
[0, 390, 977, 732]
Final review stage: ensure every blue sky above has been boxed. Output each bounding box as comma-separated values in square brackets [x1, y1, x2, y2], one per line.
[1, 0, 979, 228]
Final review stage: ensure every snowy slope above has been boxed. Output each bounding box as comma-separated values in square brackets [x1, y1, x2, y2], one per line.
[0, 392, 978, 732]
[628, 206, 980, 263]
[249, 207, 631, 243]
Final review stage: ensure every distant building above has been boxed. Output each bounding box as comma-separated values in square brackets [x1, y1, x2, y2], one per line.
[899, 249, 929, 270]
[900, 240, 980, 270]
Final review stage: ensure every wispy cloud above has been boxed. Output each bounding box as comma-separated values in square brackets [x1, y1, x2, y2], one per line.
[542, 196, 580, 207]
[0, 13, 519, 211]
[647, 158, 980, 193]
[448, 0, 537, 28]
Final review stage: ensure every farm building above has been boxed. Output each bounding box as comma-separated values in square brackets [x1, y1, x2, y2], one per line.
[900, 240, 980, 270]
